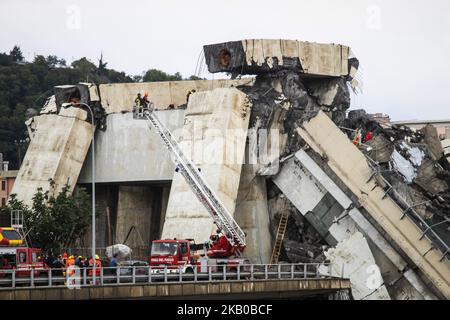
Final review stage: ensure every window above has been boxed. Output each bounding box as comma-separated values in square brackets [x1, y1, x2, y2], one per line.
[19, 252, 27, 264]
[150, 242, 178, 256]
[1, 180, 5, 191]
[32, 252, 38, 263]
[1, 198, 5, 207]
[0, 254, 16, 267]
[179, 243, 188, 256]
[0, 229, 21, 240]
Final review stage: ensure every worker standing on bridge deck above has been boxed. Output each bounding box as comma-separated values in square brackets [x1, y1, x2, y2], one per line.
[108, 254, 118, 276]
[89, 255, 102, 284]
[62, 252, 68, 266]
[143, 92, 154, 112]
[134, 93, 144, 115]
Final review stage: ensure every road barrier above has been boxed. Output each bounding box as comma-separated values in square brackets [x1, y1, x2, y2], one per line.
[0, 263, 342, 290]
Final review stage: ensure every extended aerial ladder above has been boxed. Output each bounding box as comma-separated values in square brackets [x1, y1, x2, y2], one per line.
[135, 109, 246, 252]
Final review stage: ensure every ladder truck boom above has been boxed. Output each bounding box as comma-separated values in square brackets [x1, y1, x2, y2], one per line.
[137, 110, 246, 251]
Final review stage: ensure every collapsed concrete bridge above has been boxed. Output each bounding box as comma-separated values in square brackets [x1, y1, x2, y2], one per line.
[10, 39, 450, 300]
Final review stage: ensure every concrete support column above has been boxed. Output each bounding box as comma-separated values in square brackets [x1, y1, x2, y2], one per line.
[162, 88, 251, 243]
[116, 186, 154, 250]
[235, 162, 272, 264]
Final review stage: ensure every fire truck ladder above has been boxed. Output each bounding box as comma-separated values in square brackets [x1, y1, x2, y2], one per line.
[269, 211, 290, 264]
[137, 110, 246, 249]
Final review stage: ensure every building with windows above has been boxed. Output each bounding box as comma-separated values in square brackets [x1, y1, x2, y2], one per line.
[0, 161, 18, 207]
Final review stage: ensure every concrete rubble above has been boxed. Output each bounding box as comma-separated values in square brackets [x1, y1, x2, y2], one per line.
[10, 39, 450, 300]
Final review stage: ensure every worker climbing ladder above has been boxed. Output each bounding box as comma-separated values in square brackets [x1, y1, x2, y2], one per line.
[269, 211, 290, 264]
[135, 110, 246, 250]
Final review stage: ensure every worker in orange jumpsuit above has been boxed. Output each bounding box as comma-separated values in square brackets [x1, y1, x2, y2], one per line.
[89, 255, 102, 284]
[62, 252, 68, 266]
[66, 255, 75, 268]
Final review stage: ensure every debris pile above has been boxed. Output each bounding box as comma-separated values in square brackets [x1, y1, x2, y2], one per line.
[203, 39, 450, 263]
[344, 111, 450, 224]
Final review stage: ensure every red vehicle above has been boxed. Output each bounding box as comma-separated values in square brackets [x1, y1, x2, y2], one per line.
[149, 237, 250, 275]
[0, 228, 47, 278]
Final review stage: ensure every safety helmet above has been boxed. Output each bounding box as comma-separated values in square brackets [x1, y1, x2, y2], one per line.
[95, 255, 100, 260]
[144, 92, 149, 97]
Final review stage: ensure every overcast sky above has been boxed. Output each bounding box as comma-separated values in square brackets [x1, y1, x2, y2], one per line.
[1, 0, 449, 121]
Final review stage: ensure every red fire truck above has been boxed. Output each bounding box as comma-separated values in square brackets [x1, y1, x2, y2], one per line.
[149, 238, 250, 274]
[0, 227, 47, 279]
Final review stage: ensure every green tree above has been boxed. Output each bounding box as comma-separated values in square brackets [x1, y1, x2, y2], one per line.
[0, 181, 92, 254]
[0, 53, 12, 66]
[9, 46, 24, 62]
[45, 55, 66, 68]
[33, 55, 48, 66]
[188, 75, 205, 81]
[71, 57, 96, 80]
[97, 53, 107, 71]
[143, 68, 183, 82]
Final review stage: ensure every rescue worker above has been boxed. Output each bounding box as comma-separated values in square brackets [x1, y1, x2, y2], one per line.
[65, 255, 76, 278]
[352, 129, 362, 147]
[52, 255, 64, 277]
[75, 256, 84, 268]
[108, 254, 118, 276]
[66, 255, 75, 268]
[62, 252, 68, 266]
[143, 92, 150, 110]
[88, 254, 102, 284]
[143, 92, 154, 112]
[134, 93, 144, 115]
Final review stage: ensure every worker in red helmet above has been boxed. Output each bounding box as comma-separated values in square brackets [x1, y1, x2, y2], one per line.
[88, 254, 102, 284]
[143, 92, 150, 110]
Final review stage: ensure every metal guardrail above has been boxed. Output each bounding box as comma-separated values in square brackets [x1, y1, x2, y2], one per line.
[0, 263, 341, 290]
[365, 155, 450, 261]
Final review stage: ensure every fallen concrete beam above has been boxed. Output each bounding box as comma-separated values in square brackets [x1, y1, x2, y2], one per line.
[272, 151, 389, 299]
[161, 88, 251, 242]
[296, 111, 450, 299]
[204, 39, 354, 78]
[272, 148, 436, 299]
[321, 232, 390, 300]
